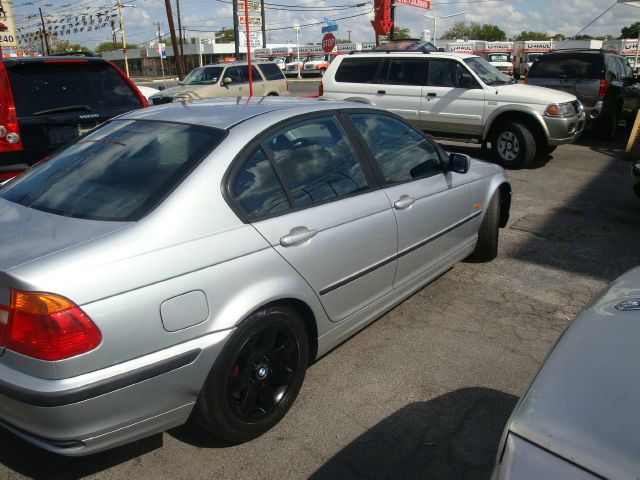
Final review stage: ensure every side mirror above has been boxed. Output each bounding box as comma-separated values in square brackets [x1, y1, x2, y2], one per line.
[448, 153, 470, 174]
[223, 77, 232, 85]
[459, 72, 476, 89]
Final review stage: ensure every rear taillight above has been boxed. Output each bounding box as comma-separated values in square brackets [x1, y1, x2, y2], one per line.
[107, 60, 149, 108]
[0, 290, 101, 361]
[0, 62, 23, 153]
[599, 79, 608, 98]
[319, 81, 324, 96]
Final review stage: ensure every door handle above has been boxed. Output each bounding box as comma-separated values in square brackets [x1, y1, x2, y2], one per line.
[280, 226, 318, 247]
[426, 92, 437, 97]
[393, 195, 415, 210]
[377, 90, 386, 94]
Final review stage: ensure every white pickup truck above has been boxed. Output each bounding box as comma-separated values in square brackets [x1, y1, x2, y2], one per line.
[320, 50, 585, 168]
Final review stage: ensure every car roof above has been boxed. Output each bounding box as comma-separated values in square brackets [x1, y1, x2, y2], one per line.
[120, 97, 381, 130]
[342, 52, 477, 60]
[1, 56, 107, 67]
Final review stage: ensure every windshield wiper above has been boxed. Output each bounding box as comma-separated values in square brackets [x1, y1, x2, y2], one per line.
[32, 105, 91, 116]
[486, 80, 508, 86]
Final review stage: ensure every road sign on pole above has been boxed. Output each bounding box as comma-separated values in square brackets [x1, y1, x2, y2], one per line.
[322, 32, 336, 53]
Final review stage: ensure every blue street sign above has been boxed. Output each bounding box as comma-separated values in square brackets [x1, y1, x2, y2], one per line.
[161, 50, 167, 58]
[321, 24, 338, 33]
[323, 17, 337, 26]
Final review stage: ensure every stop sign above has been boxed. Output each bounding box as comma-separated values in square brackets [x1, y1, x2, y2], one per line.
[322, 33, 336, 53]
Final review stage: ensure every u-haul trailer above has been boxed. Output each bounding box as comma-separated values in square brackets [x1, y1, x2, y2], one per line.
[513, 40, 554, 79]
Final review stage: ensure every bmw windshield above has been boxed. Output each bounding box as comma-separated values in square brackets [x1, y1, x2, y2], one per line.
[464, 57, 514, 85]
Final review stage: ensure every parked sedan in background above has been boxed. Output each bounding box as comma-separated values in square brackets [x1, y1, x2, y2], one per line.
[0, 98, 510, 456]
[493, 266, 640, 479]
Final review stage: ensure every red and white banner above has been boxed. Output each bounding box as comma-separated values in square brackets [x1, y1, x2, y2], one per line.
[395, 0, 430, 9]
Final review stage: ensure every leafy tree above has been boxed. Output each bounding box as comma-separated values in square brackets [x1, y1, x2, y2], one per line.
[574, 34, 593, 40]
[440, 21, 505, 41]
[51, 39, 91, 54]
[217, 28, 235, 42]
[513, 31, 550, 41]
[335, 38, 351, 44]
[392, 27, 412, 39]
[621, 22, 640, 39]
[95, 41, 139, 52]
[551, 33, 566, 40]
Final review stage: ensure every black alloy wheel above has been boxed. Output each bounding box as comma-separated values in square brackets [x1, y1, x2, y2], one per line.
[194, 306, 309, 444]
[228, 324, 300, 422]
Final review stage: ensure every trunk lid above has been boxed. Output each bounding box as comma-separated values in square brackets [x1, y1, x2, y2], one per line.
[0, 198, 129, 273]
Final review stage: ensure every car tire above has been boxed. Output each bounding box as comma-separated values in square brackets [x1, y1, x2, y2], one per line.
[468, 192, 500, 262]
[194, 306, 309, 444]
[492, 122, 536, 168]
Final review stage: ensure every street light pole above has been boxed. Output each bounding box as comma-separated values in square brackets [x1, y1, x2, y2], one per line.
[294, 23, 301, 80]
[423, 10, 470, 43]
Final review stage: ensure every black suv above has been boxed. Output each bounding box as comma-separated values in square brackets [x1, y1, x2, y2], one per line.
[527, 49, 640, 140]
[0, 57, 148, 180]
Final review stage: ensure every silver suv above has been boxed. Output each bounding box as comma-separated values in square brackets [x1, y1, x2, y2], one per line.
[149, 60, 287, 104]
[321, 49, 586, 168]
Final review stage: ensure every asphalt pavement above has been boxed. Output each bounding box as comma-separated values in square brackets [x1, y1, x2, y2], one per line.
[0, 109, 638, 479]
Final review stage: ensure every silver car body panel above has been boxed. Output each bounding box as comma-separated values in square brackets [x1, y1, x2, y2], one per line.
[0, 98, 509, 455]
[495, 266, 640, 480]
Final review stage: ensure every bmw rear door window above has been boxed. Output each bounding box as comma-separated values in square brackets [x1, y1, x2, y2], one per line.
[0, 120, 224, 221]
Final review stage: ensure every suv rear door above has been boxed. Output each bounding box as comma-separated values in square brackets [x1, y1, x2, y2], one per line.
[371, 57, 426, 128]
[527, 52, 602, 108]
[4, 58, 145, 170]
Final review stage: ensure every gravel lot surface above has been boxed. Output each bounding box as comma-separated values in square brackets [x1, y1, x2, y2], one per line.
[0, 116, 637, 479]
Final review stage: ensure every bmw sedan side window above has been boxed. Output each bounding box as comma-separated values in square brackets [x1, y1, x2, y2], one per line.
[349, 114, 441, 184]
[232, 148, 291, 218]
[265, 117, 369, 207]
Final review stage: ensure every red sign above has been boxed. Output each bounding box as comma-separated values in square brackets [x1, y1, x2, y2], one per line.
[395, 0, 430, 8]
[322, 33, 336, 53]
[371, 0, 392, 36]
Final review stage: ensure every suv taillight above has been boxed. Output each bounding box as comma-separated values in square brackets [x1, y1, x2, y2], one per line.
[0, 62, 23, 153]
[599, 79, 608, 98]
[0, 290, 101, 360]
[319, 81, 323, 96]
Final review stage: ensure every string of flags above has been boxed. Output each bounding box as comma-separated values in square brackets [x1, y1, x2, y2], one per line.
[16, 8, 118, 43]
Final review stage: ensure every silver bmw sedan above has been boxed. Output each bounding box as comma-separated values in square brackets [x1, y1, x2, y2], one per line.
[0, 98, 511, 456]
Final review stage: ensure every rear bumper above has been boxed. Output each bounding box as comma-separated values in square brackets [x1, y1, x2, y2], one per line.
[544, 111, 586, 145]
[0, 329, 232, 456]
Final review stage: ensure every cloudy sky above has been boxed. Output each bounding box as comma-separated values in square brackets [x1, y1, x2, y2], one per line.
[11, 0, 640, 49]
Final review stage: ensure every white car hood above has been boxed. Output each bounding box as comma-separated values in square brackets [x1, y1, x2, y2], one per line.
[492, 83, 577, 105]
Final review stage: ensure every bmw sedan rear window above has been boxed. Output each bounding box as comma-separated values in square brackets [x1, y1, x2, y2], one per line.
[0, 120, 224, 221]
[528, 53, 603, 79]
[7, 61, 142, 117]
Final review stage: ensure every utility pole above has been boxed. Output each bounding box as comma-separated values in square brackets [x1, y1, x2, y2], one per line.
[176, 0, 184, 69]
[389, 0, 395, 41]
[38, 8, 50, 55]
[260, 0, 266, 47]
[117, 0, 130, 76]
[163, 0, 184, 79]
[232, 0, 239, 58]
[157, 22, 166, 88]
[347, 30, 352, 42]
